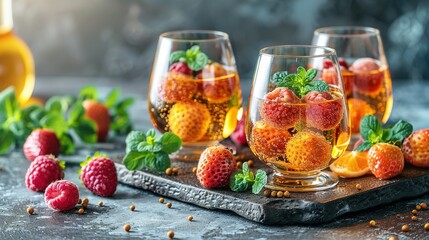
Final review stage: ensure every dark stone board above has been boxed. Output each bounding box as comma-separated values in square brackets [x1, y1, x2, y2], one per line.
[115, 155, 429, 225]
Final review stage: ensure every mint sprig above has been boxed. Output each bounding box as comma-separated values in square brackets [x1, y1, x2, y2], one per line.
[169, 45, 209, 71]
[355, 115, 413, 152]
[122, 130, 182, 172]
[229, 162, 267, 194]
[271, 66, 328, 98]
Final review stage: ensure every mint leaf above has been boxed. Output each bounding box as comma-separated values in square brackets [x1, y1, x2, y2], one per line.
[73, 119, 97, 143]
[297, 66, 306, 79]
[381, 128, 393, 142]
[271, 71, 288, 85]
[137, 141, 162, 152]
[153, 152, 171, 172]
[242, 162, 249, 174]
[68, 101, 85, 124]
[0, 87, 20, 122]
[0, 128, 14, 154]
[105, 88, 120, 108]
[389, 120, 413, 146]
[271, 67, 325, 98]
[360, 115, 382, 140]
[355, 140, 373, 152]
[123, 151, 146, 170]
[125, 130, 146, 153]
[229, 171, 249, 192]
[305, 68, 317, 82]
[79, 85, 98, 101]
[45, 96, 72, 114]
[252, 169, 267, 194]
[41, 112, 68, 137]
[170, 50, 186, 64]
[60, 133, 75, 155]
[189, 52, 208, 71]
[160, 132, 182, 154]
[305, 80, 329, 93]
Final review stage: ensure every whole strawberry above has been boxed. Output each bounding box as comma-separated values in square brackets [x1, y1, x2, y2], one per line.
[25, 155, 64, 192]
[45, 180, 80, 211]
[23, 129, 61, 161]
[83, 100, 110, 142]
[402, 129, 429, 167]
[80, 154, 117, 197]
[197, 146, 236, 189]
[368, 143, 404, 180]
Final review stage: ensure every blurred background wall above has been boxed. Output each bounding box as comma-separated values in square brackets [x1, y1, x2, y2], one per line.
[12, 0, 429, 96]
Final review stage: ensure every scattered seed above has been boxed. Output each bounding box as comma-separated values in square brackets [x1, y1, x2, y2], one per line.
[78, 208, 84, 215]
[236, 162, 242, 168]
[172, 167, 179, 175]
[130, 204, 135, 211]
[396, 214, 401, 219]
[412, 209, 418, 215]
[401, 225, 409, 232]
[77, 198, 82, 204]
[82, 198, 89, 205]
[369, 220, 376, 227]
[165, 168, 173, 176]
[263, 189, 271, 197]
[420, 202, 427, 209]
[159, 198, 165, 203]
[192, 167, 197, 173]
[416, 205, 422, 211]
[270, 191, 277, 198]
[27, 207, 34, 215]
[98, 201, 103, 207]
[355, 183, 362, 190]
[82, 202, 88, 208]
[424, 223, 429, 230]
[283, 191, 290, 198]
[389, 237, 398, 240]
[167, 230, 174, 239]
[123, 224, 131, 232]
[247, 160, 254, 167]
[166, 202, 172, 208]
[276, 191, 284, 198]
[188, 215, 193, 221]
[411, 216, 417, 221]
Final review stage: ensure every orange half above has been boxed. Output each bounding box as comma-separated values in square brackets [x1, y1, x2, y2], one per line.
[329, 151, 369, 178]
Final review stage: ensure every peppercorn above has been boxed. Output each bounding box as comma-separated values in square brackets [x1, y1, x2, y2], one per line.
[188, 215, 193, 221]
[167, 230, 174, 239]
[424, 223, 429, 230]
[369, 220, 376, 227]
[283, 191, 291, 198]
[166, 202, 172, 208]
[159, 198, 165, 203]
[98, 201, 103, 207]
[355, 184, 362, 190]
[192, 167, 197, 173]
[172, 167, 179, 175]
[396, 214, 401, 219]
[412, 209, 418, 215]
[276, 191, 284, 198]
[416, 205, 422, 211]
[401, 225, 409, 232]
[130, 204, 135, 211]
[388, 237, 398, 240]
[27, 207, 34, 215]
[82, 202, 88, 208]
[411, 216, 417, 221]
[165, 168, 173, 175]
[270, 191, 277, 198]
[124, 224, 131, 232]
[78, 208, 84, 215]
[247, 160, 254, 167]
[82, 198, 89, 205]
[420, 202, 427, 209]
[263, 189, 271, 197]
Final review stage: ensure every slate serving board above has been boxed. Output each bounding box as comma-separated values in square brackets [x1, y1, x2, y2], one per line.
[113, 147, 429, 225]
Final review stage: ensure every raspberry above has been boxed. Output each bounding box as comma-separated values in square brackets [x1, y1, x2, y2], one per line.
[44, 180, 80, 211]
[169, 62, 192, 75]
[168, 102, 211, 142]
[80, 156, 118, 197]
[350, 58, 383, 94]
[198, 63, 237, 103]
[338, 58, 349, 69]
[197, 145, 236, 189]
[286, 131, 332, 171]
[23, 129, 61, 161]
[259, 87, 301, 129]
[230, 110, 247, 145]
[25, 155, 64, 192]
[159, 72, 197, 103]
[251, 120, 290, 159]
[303, 91, 343, 130]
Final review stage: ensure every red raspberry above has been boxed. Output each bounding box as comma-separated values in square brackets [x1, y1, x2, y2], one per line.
[169, 62, 193, 75]
[44, 180, 80, 211]
[80, 156, 117, 197]
[259, 87, 301, 129]
[338, 58, 349, 69]
[303, 91, 343, 130]
[323, 59, 334, 69]
[230, 110, 247, 146]
[23, 129, 61, 161]
[350, 58, 383, 94]
[197, 145, 236, 189]
[25, 155, 64, 192]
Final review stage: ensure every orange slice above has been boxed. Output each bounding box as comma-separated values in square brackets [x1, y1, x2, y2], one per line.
[329, 151, 369, 178]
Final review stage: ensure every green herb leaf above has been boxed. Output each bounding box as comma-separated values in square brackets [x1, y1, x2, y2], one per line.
[0, 87, 20, 122]
[72, 119, 97, 144]
[389, 120, 413, 146]
[125, 130, 146, 153]
[0, 128, 14, 154]
[252, 169, 267, 194]
[45, 96, 72, 114]
[79, 85, 98, 101]
[360, 115, 382, 141]
[355, 140, 373, 152]
[137, 141, 162, 152]
[153, 152, 171, 172]
[105, 88, 120, 108]
[305, 68, 317, 82]
[229, 170, 249, 192]
[123, 151, 146, 170]
[68, 101, 85, 124]
[160, 132, 182, 154]
[305, 80, 329, 94]
[60, 133, 75, 155]
[189, 52, 208, 71]
[41, 112, 69, 137]
[271, 71, 288, 85]
[169, 50, 186, 64]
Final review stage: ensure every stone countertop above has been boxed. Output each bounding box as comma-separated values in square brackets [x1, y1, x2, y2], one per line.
[0, 78, 428, 239]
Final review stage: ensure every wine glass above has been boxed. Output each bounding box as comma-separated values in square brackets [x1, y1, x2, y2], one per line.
[312, 26, 393, 143]
[246, 45, 350, 192]
[148, 30, 242, 160]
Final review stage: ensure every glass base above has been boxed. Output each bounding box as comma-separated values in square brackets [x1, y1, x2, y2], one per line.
[170, 141, 219, 161]
[265, 170, 339, 192]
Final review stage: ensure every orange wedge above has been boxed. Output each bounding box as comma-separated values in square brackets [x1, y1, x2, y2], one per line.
[329, 151, 369, 178]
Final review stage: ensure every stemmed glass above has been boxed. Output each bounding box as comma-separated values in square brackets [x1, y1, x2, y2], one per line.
[246, 45, 350, 192]
[148, 30, 242, 160]
[312, 27, 393, 142]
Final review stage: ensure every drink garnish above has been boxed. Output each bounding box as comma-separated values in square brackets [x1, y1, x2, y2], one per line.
[229, 162, 267, 194]
[169, 45, 209, 71]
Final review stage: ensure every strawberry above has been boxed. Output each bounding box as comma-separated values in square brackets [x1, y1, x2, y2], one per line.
[402, 129, 429, 168]
[25, 155, 64, 192]
[286, 130, 332, 171]
[368, 143, 404, 179]
[23, 129, 61, 161]
[83, 100, 110, 142]
[80, 155, 117, 197]
[159, 72, 197, 103]
[168, 102, 211, 142]
[230, 110, 247, 146]
[45, 180, 80, 211]
[169, 62, 192, 75]
[350, 58, 383, 94]
[196, 145, 236, 188]
[251, 120, 290, 159]
[303, 91, 343, 130]
[259, 87, 301, 129]
[198, 63, 237, 103]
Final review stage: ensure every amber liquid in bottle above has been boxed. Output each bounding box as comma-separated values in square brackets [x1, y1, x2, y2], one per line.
[0, 0, 34, 104]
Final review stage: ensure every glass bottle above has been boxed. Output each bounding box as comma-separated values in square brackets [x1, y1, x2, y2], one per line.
[0, 0, 34, 104]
